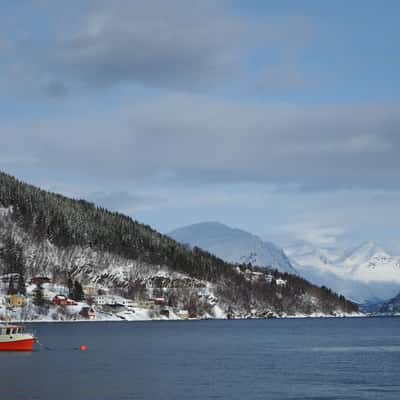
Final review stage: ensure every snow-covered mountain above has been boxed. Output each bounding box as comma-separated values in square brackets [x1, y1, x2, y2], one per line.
[169, 221, 400, 304]
[168, 222, 296, 274]
[286, 241, 400, 304]
[336, 242, 400, 286]
[340, 241, 387, 267]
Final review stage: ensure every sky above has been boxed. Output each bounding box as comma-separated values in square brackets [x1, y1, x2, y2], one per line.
[1, 0, 400, 253]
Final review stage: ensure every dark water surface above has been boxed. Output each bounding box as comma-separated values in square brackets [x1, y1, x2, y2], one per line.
[1, 318, 400, 400]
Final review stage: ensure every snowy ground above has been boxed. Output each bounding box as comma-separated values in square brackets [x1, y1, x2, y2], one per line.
[1, 305, 366, 323]
[0, 281, 366, 323]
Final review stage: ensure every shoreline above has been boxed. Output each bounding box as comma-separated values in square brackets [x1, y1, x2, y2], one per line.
[6, 312, 393, 324]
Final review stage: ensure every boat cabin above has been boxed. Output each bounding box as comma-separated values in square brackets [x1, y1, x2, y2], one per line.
[0, 325, 25, 336]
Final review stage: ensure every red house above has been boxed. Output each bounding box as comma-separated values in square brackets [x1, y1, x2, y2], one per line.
[52, 295, 77, 306]
[152, 297, 166, 306]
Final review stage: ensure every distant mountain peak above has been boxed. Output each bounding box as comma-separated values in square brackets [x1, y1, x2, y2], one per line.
[187, 221, 226, 228]
[169, 222, 296, 274]
[170, 221, 255, 238]
[342, 241, 389, 266]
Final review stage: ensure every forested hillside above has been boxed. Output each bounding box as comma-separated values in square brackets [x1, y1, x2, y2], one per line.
[0, 171, 358, 317]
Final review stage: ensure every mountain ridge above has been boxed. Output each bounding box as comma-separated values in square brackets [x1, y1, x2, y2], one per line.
[287, 240, 400, 303]
[0, 170, 358, 319]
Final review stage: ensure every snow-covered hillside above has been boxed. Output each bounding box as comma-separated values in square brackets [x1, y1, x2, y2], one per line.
[286, 241, 400, 304]
[169, 222, 296, 274]
[0, 207, 199, 290]
[0, 209, 357, 320]
[0, 170, 360, 319]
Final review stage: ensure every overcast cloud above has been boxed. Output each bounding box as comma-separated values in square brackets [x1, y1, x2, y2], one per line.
[0, 1, 399, 250]
[1, 0, 312, 95]
[2, 95, 399, 188]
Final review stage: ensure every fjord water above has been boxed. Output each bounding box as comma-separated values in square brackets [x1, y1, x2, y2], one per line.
[1, 318, 400, 400]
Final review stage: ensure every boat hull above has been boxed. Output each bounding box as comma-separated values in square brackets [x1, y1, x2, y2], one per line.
[0, 337, 35, 351]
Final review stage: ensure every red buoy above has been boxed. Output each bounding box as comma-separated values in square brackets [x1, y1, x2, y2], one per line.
[80, 345, 87, 351]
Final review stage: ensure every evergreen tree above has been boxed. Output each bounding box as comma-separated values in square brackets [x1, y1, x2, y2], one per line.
[33, 210, 47, 241]
[8, 278, 16, 295]
[70, 280, 85, 301]
[0, 234, 17, 275]
[0, 233, 26, 294]
[33, 284, 45, 307]
[17, 272, 26, 295]
[67, 277, 74, 297]
[15, 245, 26, 294]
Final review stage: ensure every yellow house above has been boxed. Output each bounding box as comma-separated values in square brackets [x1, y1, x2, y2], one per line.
[83, 286, 97, 297]
[8, 294, 26, 307]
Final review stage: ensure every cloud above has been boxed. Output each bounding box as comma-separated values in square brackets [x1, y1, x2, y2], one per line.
[54, 1, 243, 89]
[87, 191, 166, 212]
[282, 223, 345, 247]
[1, 95, 399, 188]
[42, 80, 69, 98]
[1, 1, 314, 94]
[386, 241, 400, 256]
[254, 64, 307, 93]
[0, 155, 39, 165]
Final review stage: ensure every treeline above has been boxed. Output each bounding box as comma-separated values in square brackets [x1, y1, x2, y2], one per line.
[0, 170, 358, 314]
[0, 171, 234, 282]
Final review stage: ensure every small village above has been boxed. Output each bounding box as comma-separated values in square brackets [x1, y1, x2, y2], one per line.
[0, 273, 220, 322]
